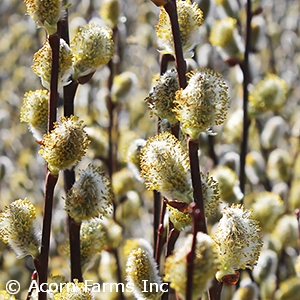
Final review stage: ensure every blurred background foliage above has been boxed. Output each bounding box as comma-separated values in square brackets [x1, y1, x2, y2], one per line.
[0, 0, 300, 299]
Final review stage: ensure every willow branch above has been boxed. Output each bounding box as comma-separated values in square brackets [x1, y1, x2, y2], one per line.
[239, 0, 252, 198]
[33, 32, 60, 300]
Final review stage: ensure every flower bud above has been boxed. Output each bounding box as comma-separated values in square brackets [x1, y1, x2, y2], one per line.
[39, 116, 90, 175]
[219, 151, 240, 175]
[123, 238, 154, 258]
[32, 38, 73, 90]
[20, 89, 49, 141]
[249, 74, 287, 115]
[274, 277, 300, 300]
[156, 0, 204, 58]
[47, 275, 67, 299]
[126, 248, 162, 300]
[261, 116, 288, 150]
[111, 71, 137, 103]
[99, 0, 120, 29]
[215, 0, 238, 18]
[112, 168, 136, 202]
[167, 204, 192, 231]
[210, 165, 243, 203]
[223, 108, 243, 144]
[272, 215, 298, 249]
[100, 217, 123, 249]
[70, 23, 114, 81]
[250, 191, 284, 233]
[145, 69, 179, 125]
[245, 151, 266, 185]
[213, 204, 263, 282]
[53, 279, 94, 299]
[0, 198, 40, 258]
[174, 68, 230, 140]
[252, 249, 278, 282]
[115, 191, 142, 223]
[126, 138, 146, 182]
[0, 291, 16, 299]
[209, 17, 244, 63]
[64, 164, 113, 223]
[164, 232, 219, 300]
[232, 282, 259, 300]
[24, 0, 64, 35]
[267, 148, 292, 183]
[61, 218, 106, 272]
[140, 131, 193, 204]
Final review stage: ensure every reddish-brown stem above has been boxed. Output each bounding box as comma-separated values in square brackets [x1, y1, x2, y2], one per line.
[162, 227, 180, 300]
[106, 27, 119, 180]
[155, 199, 166, 264]
[164, 0, 187, 90]
[187, 138, 207, 232]
[47, 33, 60, 132]
[33, 32, 60, 300]
[60, 11, 83, 281]
[63, 169, 83, 282]
[186, 138, 208, 300]
[34, 171, 58, 300]
[106, 26, 125, 300]
[153, 53, 175, 261]
[239, 0, 252, 198]
[208, 279, 224, 300]
[295, 209, 300, 254]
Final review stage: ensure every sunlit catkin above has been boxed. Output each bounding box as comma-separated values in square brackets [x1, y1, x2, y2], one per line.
[156, 0, 204, 58]
[210, 165, 243, 203]
[61, 218, 107, 272]
[24, 0, 64, 35]
[164, 232, 219, 300]
[249, 74, 287, 115]
[70, 23, 114, 81]
[250, 191, 284, 233]
[213, 204, 263, 282]
[32, 38, 73, 90]
[65, 164, 113, 223]
[20, 89, 49, 141]
[0, 198, 40, 258]
[140, 131, 193, 204]
[99, 0, 120, 29]
[53, 279, 94, 300]
[209, 17, 244, 63]
[39, 116, 90, 175]
[126, 248, 162, 300]
[174, 68, 230, 140]
[145, 69, 179, 125]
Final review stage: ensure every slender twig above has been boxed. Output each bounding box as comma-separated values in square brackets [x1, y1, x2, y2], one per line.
[154, 191, 163, 263]
[162, 226, 180, 300]
[239, 0, 252, 198]
[34, 171, 58, 300]
[107, 28, 119, 179]
[105, 26, 125, 300]
[186, 138, 208, 300]
[47, 33, 60, 132]
[60, 10, 83, 281]
[164, 0, 187, 89]
[187, 139, 207, 232]
[106, 58, 117, 180]
[208, 135, 219, 166]
[33, 32, 60, 300]
[155, 199, 166, 264]
[153, 53, 174, 261]
[295, 209, 300, 254]
[208, 279, 223, 300]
